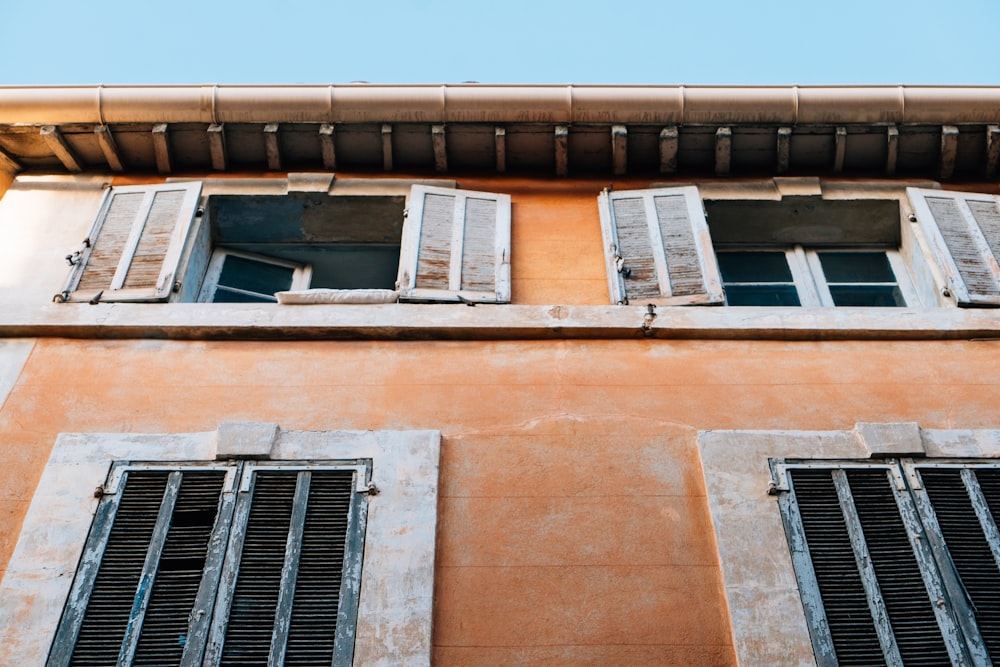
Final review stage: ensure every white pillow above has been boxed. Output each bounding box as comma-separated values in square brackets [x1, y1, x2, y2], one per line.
[276, 289, 400, 305]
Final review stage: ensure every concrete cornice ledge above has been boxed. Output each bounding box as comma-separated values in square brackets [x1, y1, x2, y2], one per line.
[2, 303, 999, 341]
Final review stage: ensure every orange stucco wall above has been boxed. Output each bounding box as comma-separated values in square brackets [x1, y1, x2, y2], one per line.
[2, 337, 999, 664]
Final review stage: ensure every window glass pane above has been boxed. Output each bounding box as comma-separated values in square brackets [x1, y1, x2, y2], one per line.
[818, 252, 895, 283]
[718, 251, 793, 282]
[829, 285, 906, 307]
[217, 255, 295, 296]
[725, 285, 801, 306]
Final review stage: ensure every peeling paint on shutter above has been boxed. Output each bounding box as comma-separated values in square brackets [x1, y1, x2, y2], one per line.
[907, 188, 1000, 306]
[399, 185, 511, 303]
[68, 182, 201, 302]
[597, 186, 723, 305]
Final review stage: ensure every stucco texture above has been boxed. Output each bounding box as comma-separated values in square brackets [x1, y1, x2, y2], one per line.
[2, 337, 999, 664]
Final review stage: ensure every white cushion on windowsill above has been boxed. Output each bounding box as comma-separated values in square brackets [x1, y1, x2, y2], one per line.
[276, 289, 400, 305]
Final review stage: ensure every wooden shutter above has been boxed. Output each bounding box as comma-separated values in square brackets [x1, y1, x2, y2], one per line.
[67, 182, 202, 302]
[397, 185, 512, 303]
[205, 465, 366, 667]
[597, 186, 724, 305]
[907, 188, 1000, 306]
[48, 466, 234, 667]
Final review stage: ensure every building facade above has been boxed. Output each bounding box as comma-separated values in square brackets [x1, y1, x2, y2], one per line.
[0, 85, 999, 665]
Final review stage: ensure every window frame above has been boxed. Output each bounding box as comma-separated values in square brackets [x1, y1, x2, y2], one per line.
[717, 245, 921, 307]
[0, 426, 441, 667]
[197, 247, 313, 303]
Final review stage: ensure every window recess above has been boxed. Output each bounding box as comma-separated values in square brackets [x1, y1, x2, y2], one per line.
[47, 460, 370, 667]
[774, 459, 1000, 666]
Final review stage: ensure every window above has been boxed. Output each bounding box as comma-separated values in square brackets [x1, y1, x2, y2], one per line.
[775, 459, 1000, 666]
[717, 247, 917, 306]
[598, 185, 1000, 308]
[48, 460, 369, 667]
[59, 177, 512, 305]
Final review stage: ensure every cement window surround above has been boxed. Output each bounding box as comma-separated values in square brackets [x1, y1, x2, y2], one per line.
[697, 424, 1000, 667]
[0, 424, 440, 667]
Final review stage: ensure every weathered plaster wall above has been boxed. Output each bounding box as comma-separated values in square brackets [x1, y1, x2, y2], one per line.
[1, 338, 998, 664]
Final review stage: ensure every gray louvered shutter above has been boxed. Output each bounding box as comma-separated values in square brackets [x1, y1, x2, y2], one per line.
[205, 466, 365, 667]
[397, 185, 512, 303]
[67, 182, 202, 302]
[597, 187, 723, 305]
[48, 466, 234, 667]
[780, 465, 986, 666]
[907, 188, 1000, 306]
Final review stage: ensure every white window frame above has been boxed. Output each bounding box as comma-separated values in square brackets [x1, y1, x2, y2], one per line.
[719, 245, 922, 307]
[197, 248, 313, 303]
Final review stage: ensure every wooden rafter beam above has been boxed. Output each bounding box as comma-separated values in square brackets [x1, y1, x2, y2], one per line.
[381, 124, 393, 171]
[432, 125, 447, 173]
[714, 127, 731, 176]
[40, 125, 83, 172]
[264, 123, 281, 171]
[987, 125, 1000, 178]
[554, 125, 569, 177]
[152, 123, 172, 174]
[886, 125, 898, 176]
[494, 126, 506, 173]
[776, 127, 792, 174]
[94, 125, 124, 172]
[319, 124, 337, 170]
[659, 126, 678, 174]
[833, 126, 847, 173]
[0, 145, 22, 174]
[208, 123, 227, 171]
[939, 125, 959, 180]
[611, 125, 627, 176]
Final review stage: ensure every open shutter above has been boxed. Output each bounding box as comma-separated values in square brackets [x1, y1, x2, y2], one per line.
[597, 186, 723, 305]
[907, 188, 1000, 306]
[66, 182, 202, 302]
[397, 185, 511, 303]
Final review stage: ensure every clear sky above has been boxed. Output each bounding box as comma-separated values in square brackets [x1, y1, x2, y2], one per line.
[1, 0, 996, 86]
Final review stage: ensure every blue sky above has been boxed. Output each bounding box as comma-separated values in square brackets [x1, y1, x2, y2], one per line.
[1, 0, 996, 85]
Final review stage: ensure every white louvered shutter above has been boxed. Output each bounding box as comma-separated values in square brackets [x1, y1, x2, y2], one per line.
[597, 187, 724, 305]
[907, 188, 1000, 306]
[397, 185, 512, 303]
[67, 182, 202, 302]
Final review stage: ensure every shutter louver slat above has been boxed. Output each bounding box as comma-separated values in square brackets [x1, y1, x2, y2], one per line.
[790, 469, 885, 666]
[70, 472, 169, 667]
[461, 197, 497, 292]
[133, 471, 226, 666]
[925, 197, 1000, 299]
[76, 192, 146, 293]
[846, 469, 952, 666]
[414, 193, 454, 290]
[285, 470, 354, 666]
[221, 472, 297, 665]
[122, 189, 188, 290]
[921, 468, 1000, 657]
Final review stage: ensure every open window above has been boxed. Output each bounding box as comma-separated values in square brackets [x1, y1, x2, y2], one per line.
[598, 185, 1000, 308]
[60, 177, 512, 305]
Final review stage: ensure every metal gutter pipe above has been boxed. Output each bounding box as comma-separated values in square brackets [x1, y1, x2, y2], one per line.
[0, 85, 997, 126]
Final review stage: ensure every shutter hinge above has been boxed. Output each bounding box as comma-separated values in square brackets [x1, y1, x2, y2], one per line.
[359, 481, 380, 496]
